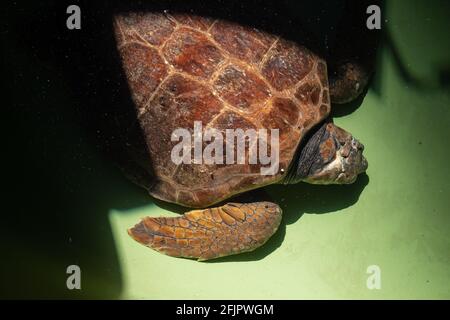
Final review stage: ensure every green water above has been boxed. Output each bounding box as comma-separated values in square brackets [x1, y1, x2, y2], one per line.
[108, 1, 450, 299]
[3, 0, 449, 299]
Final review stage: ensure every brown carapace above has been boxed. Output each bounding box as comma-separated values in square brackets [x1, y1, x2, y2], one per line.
[113, 12, 367, 261]
[114, 12, 331, 208]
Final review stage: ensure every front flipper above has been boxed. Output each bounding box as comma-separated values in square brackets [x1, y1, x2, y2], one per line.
[128, 202, 282, 261]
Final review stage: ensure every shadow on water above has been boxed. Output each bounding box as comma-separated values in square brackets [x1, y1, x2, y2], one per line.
[2, 0, 154, 299]
[370, 21, 450, 98]
[3, 0, 379, 297]
[205, 174, 369, 263]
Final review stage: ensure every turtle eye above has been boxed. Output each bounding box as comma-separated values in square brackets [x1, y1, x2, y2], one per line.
[340, 142, 352, 158]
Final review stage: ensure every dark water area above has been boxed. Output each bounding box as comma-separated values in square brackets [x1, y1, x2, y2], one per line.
[2, 0, 449, 299]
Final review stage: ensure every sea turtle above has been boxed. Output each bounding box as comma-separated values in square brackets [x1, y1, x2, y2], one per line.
[113, 11, 369, 261]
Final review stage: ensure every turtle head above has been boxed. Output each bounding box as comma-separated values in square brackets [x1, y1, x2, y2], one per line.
[286, 122, 368, 185]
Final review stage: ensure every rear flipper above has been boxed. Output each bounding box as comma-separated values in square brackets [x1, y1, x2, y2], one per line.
[128, 202, 282, 261]
[328, 0, 381, 104]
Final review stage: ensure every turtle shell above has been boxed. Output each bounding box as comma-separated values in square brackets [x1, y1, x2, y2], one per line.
[113, 12, 331, 207]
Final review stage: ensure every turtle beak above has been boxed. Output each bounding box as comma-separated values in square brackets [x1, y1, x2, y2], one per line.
[334, 137, 368, 183]
[357, 141, 368, 173]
